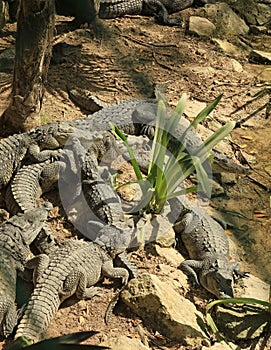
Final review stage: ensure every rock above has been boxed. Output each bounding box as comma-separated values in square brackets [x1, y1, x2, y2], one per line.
[198, 2, 249, 36]
[212, 39, 242, 56]
[188, 16, 216, 37]
[219, 173, 237, 185]
[135, 204, 176, 247]
[215, 304, 270, 340]
[249, 50, 271, 64]
[0, 47, 15, 72]
[158, 263, 190, 292]
[121, 273, 208, 346]
[249, 25, 268, 35]
[229, 59, 243, 73]
[202, 342, 236, 350]
[100, 335, 150, 350]
[210, 179, 225, 197]
[235, 274, 270, 301]
[154, 245, 184, 267]
[184, 99, 207, 121]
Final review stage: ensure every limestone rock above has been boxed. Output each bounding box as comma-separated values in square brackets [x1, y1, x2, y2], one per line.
[210, 179, 225, 197]
[135, 204, 176, 247]
[215, 304, 270, 340]
[188, 16, 216, 37]
[212, 39, 242, 56]
[121, 273, 208, 346]
[184, 99, 207, 121]
[100, 335, 150, 350]
[235, 274, 270, 301]
[229, 59, 243, 73]
[154, 245, 184, 267]
[249, 50, 271, 65]
[202, 342, 236, 350]
[198, 2, 249, 36]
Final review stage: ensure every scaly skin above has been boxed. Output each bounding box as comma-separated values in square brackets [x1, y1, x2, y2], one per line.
[0, 122, 75, 189]
[5, 160, 59, 215]
[14, 238, 129, 343]
[0, 203, 51, 337]
[174, 204, 245, 298]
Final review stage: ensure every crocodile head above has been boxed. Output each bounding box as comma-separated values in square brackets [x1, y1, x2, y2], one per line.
[211, 150, 251, 175]
[200, 270, 234, 299]
[200, 258, 235, 298]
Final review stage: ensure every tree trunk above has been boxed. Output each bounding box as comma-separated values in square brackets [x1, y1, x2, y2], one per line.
[0, 0, 55, 136]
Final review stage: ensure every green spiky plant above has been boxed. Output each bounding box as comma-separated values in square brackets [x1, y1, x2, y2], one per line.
[206, 297, 271, 349]
[112, 93, 235, 215]
[7, 331, 110, 350]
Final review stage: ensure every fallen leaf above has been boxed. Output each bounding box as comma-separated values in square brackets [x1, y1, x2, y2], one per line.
[254, 213, 268, 218]
[241, 135, 253, 140]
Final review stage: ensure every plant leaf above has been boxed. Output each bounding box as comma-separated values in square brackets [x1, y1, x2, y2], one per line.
[195, 121, 235, 159]
[111, 123, 143, 183]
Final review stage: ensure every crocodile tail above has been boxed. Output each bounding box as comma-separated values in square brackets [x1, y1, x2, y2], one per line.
[15, 282, 61, 343]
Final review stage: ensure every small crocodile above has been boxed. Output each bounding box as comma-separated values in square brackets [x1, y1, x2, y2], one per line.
[173, 200, 246, 298]
[5, 159, 60, 215]
[0, 121, 76, 189]
[0, 203, 51, 337]
[14, 230, 129, 344]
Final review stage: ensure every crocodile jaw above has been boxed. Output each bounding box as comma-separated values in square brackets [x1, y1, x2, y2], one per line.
[200, 270, 234, 299]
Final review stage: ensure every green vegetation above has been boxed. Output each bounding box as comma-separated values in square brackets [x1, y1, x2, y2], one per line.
[206, 297, 271, 349]
[7, 331, 109, 350]
[112, 93, 235, 214]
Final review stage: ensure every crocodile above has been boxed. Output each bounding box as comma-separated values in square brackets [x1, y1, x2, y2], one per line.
[5, 159, 60, 215]
[0, 202, 52, 337]
[79, 131, 139, 275]
[5, 136, 88, 215]
[173, 199, 246, 298]
[14, 230, 130, 344]
[55, 0, 219, 25]
[70, 94, 251, 175]
[0, 121, 76, 189]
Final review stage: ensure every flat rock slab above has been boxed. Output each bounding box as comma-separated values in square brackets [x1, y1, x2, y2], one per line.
[100, 335, 150, 350]
[249, 50, 271, 64]
[121, 273, 208, 346]
[188, 16, 216, 37]
[215, 304, 270, 340]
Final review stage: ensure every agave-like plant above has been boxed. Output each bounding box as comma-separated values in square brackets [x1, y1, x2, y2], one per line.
[7, 331, 110, 350]
[112, 93, 235, 214]
[206, 297, 271, 349]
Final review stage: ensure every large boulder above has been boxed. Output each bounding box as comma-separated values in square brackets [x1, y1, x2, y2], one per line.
[197, 2, 250, 36]
[121, 273, 208, 346]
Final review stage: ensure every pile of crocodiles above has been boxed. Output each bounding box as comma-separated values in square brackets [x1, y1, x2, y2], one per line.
[7, 0, 220, 26]
[0, 95, 251, 346]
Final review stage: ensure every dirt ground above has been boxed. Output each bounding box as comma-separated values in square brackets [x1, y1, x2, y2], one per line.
[0, 10, 271, 349]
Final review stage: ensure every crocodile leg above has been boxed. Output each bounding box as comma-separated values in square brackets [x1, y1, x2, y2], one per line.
[102, 260, 129, 285]
[143, 0, 180, 25]
[179, 260, 203, 286]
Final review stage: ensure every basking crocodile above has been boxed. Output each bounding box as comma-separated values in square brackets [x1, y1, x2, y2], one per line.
[55, 0, 219, 25]
[0, 121, 76, 189]
[80, 131, 139, 277]
[173, 200, 246, 298]
[14, 231, 130, 344]
[5, 159, 60, 215]
[5, 137, 87, 215]
[0, 203, 52, 337]
[70, 93, 251, 175]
